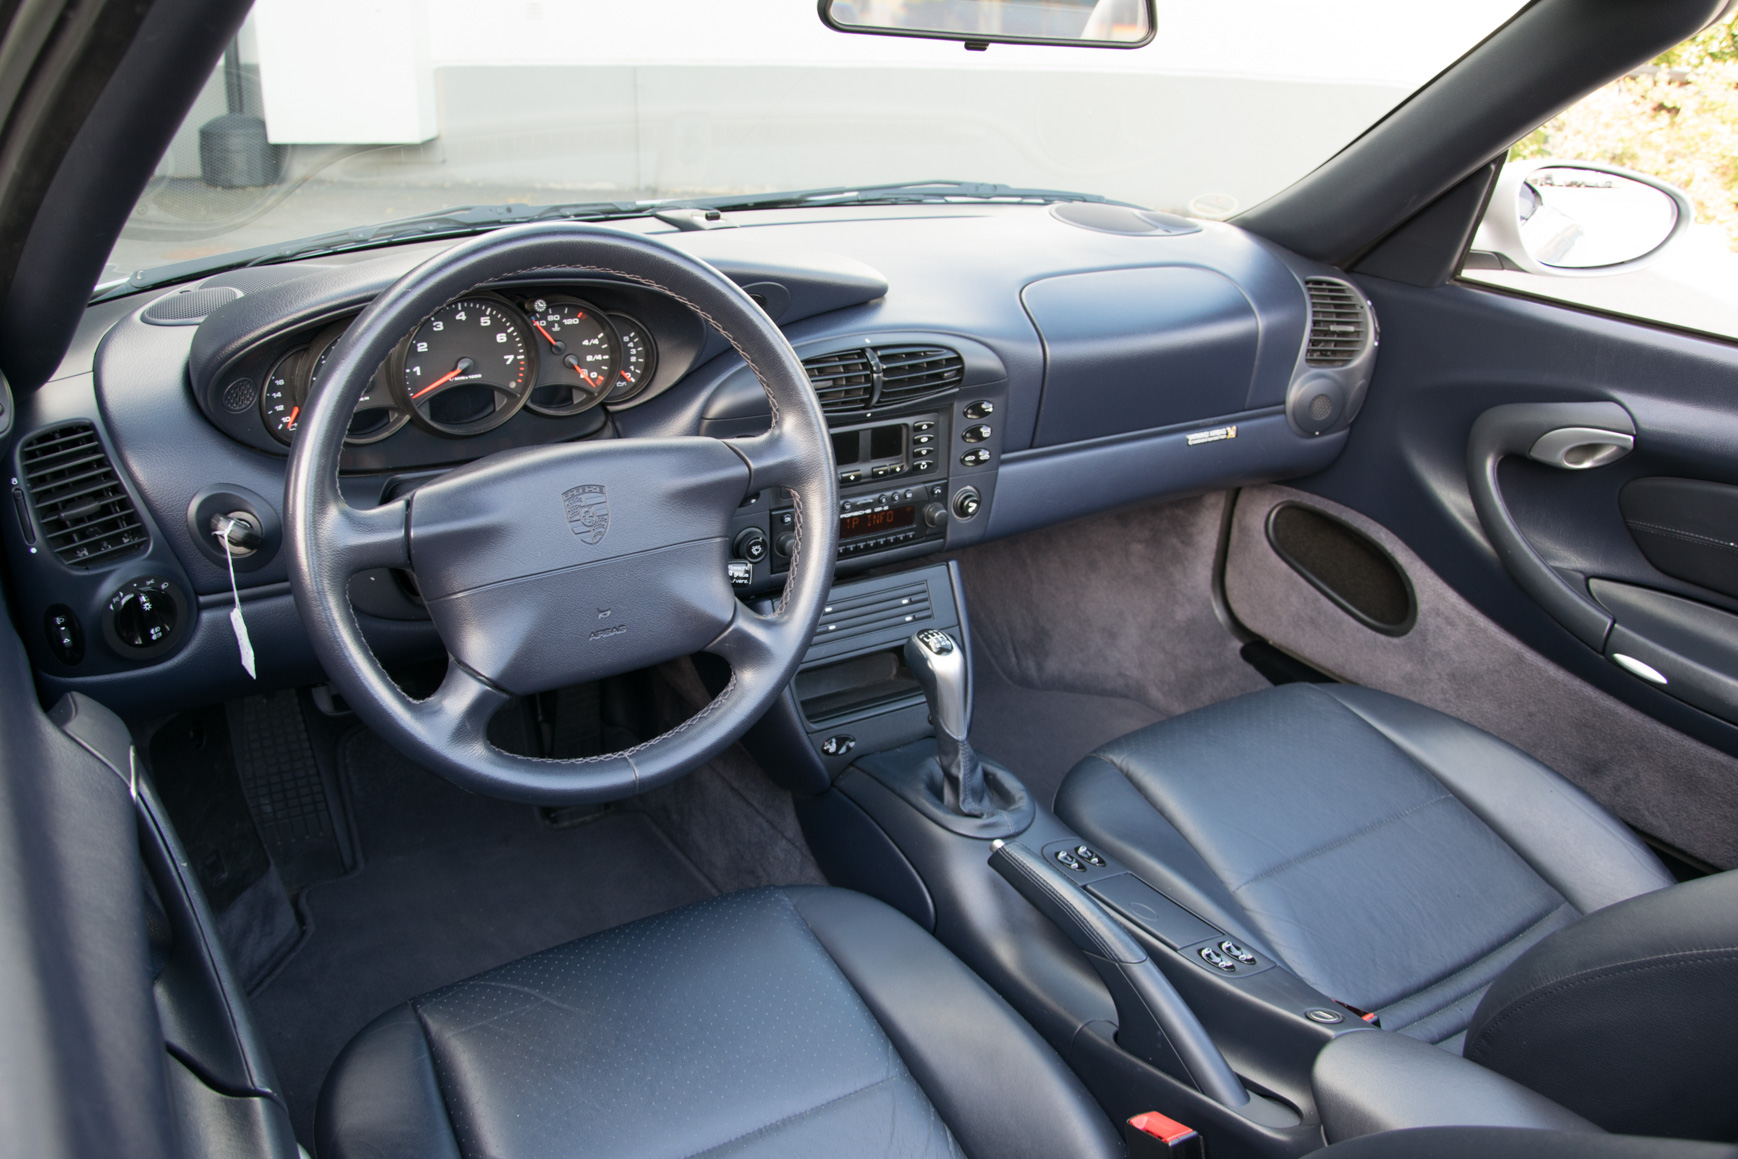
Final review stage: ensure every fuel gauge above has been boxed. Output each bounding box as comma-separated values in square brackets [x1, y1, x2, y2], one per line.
[523, 295, 619, 416]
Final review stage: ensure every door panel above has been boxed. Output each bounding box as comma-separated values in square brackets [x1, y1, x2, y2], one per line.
[1246, 274, 1738, 868]
[1223, 483, 1738, 869]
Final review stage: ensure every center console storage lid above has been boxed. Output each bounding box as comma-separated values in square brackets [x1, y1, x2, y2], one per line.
[1311, 1030, 1600, 1144]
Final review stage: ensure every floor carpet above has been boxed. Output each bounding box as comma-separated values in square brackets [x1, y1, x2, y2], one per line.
[249, 729, 716, 1145]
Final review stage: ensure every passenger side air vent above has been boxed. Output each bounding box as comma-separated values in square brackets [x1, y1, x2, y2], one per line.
[801, 344, 965, 414]
[19, 422, 149, 568]
[802, 349, 876, 412]
[873, 346, 965, 405]
[1304, 278, 1370, 367]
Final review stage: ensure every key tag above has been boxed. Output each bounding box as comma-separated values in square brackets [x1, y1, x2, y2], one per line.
[213, 517, 257, 679]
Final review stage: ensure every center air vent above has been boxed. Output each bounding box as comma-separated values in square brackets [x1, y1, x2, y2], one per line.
[1304, 279, 1370, 367]
[19, 422, 149, 568]
[802, 344, 965, 415]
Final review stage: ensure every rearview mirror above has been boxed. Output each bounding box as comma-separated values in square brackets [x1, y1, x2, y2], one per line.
[819, 0, 1155, 50]
[1468, 160, 1692, 277]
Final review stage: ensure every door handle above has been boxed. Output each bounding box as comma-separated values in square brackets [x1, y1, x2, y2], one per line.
[1526, 427, 1635, 470]
[1466, 401, 1636, 649]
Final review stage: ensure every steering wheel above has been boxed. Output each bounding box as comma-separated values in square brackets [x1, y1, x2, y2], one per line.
[284, 223, 838, 803]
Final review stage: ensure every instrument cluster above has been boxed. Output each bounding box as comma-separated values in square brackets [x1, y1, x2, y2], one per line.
[260, 290, 660, 446]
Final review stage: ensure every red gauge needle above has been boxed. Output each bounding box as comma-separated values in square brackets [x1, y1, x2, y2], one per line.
[534, 322, 558, 346]
[412, 358, 473, 400]
[286, 405, 300, 427]
[621, 370, 632, 381]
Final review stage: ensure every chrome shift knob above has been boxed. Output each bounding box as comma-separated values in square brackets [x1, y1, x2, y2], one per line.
[905, 628, 970, 741]
[905, 629, 987, 817]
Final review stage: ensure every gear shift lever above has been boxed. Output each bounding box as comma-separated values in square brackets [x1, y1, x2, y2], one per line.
[904, 629, 989, 816]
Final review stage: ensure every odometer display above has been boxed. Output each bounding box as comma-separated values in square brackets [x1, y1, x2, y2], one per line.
[397, 297, 536, 436]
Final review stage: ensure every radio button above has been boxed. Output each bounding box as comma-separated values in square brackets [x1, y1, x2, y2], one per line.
[912, 447, 933, 458]
[913, 421, 935, 432]
[839, 470, 861, 485]
[913, 434, 933, 445]
[914, 461, 935, 472]
[964, 400, 995, 420]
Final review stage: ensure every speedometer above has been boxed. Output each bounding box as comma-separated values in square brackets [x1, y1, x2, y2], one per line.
[394, 297, 537, 437]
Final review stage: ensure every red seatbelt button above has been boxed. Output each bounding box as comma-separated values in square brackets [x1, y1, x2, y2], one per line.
[1124, 1112, 1204, 1159]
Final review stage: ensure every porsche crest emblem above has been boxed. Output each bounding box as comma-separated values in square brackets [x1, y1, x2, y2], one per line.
[563, 484, 609, 545]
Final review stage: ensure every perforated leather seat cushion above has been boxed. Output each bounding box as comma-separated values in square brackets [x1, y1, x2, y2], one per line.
[316, 886, 1121, 1159]
[1055, 684, 1672, 1046]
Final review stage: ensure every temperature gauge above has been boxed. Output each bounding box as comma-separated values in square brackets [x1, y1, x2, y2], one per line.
[523, 295, 619, 416]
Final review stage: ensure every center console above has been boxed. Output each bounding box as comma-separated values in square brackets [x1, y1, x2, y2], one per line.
[739, 559, 1524, 1159]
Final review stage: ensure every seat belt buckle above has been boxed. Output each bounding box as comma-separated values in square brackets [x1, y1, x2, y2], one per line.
[1124, 1111, 1204, 1159]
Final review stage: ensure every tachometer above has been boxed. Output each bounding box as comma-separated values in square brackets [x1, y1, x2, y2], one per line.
[605, 313, 658, 402]
[523, 295, 619, 416]
[395, 297, 537, 436]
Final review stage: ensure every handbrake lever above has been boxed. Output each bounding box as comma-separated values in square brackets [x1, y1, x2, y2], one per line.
[990, 839, 1249, 1109]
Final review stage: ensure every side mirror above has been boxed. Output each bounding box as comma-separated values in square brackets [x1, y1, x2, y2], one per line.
[819, 0, 1154, 50]
[1468, 160, 1692, 277]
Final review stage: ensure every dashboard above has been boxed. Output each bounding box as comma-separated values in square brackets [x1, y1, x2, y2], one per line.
[3, 201, 1377, 714]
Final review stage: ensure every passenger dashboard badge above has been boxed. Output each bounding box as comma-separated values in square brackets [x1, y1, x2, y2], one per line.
[1185, 424, 1237, 446]
[562, 484, 610, 545]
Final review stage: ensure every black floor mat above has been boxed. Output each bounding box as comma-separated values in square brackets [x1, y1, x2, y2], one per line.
[250, 729, 715, 1144]
[970, 651, 1165, 808]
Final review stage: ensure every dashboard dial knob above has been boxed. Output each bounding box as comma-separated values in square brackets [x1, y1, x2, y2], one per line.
[923, 501, 948, 529]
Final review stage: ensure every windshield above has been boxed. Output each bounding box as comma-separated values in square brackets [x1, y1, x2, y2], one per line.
[106, 0, 1526, 289]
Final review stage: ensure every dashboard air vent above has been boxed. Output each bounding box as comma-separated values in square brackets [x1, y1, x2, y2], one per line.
[802, 343, 967, 414]
[803, 349, 876, 412]
[19, 422, 148, 568]
[1304, 278, 1370, 367]
[873, 345, 965, 404]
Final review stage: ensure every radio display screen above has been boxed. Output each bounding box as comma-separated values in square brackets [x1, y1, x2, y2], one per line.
[841, 504, 916, 540]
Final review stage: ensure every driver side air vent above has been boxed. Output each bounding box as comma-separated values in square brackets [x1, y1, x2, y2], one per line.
[1304, 278, 1370, 367]
[19, 421, 149, 568]
[802, 350, 876, 412]
[802, 344, 965, 414]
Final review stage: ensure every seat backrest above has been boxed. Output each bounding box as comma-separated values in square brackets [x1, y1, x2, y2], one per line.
[1464, 869, 1738, 1141]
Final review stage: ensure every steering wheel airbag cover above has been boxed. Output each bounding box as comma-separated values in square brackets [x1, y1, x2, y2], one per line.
[410, 438, 747, 692]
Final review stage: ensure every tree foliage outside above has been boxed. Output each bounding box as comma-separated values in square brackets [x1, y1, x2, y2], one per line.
[1513, 12, 1738, 249]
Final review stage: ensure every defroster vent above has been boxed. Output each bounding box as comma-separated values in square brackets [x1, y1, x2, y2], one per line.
[19, 422, 148, 568]
[802, 344, 965, 414]
[1304, 279, 1370, 367]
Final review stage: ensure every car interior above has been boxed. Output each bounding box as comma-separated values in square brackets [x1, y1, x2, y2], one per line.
[3, 1, 1738, 1158]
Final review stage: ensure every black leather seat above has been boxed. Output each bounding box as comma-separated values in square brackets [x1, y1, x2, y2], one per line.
[317, 886, 1123, 1159]
[1057, 684, 1738, 1140]
[1055, 684, 1674, 1048]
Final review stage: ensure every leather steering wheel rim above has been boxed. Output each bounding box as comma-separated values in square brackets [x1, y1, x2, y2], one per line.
[284, 222, 838, 803]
